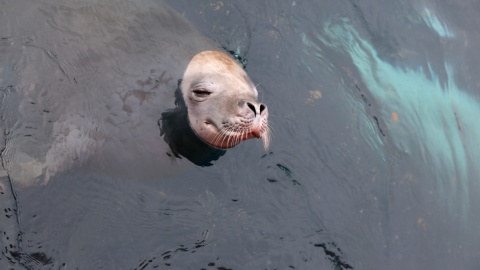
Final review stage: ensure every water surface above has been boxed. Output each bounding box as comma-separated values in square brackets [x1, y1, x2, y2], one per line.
[1, 0, 480, 269]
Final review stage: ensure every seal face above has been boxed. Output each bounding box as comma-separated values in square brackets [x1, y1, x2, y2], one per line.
[181, 51, 270, 149]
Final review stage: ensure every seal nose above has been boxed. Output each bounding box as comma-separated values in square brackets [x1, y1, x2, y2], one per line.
[246, 101, 267, 116]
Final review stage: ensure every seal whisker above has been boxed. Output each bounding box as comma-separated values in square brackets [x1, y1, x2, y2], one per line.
[211, 126, 227, 148]
[217, 127, 229, 148]
[265, 125, 275, 138]
[222, 127, 232, 148]
[237, 126, 246, 146]
[234, 126, 242, 146]
[243, 127, 250, 143]
[262, 123, 272, 150]
[229, 126, 239, 147]
[227, 127, 236, 142]
[221, 126, 234, 148]
[240, 127, 246, 144]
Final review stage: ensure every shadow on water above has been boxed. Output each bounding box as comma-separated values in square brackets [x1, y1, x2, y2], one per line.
[159, 80, 226, 167]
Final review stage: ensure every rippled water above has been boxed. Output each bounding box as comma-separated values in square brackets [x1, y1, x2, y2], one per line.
[1, 0, 480, 269]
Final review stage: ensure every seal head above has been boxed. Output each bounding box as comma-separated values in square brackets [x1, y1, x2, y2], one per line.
[181, 51, 269, 149]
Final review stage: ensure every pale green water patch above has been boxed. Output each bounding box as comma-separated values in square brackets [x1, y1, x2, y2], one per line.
[313, 18, 480, 222]
[421, 7, 455, 38]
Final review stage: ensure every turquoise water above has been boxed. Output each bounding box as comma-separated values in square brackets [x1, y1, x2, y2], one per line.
[296, 3, 480, 267]
[315, 16, 480, 224]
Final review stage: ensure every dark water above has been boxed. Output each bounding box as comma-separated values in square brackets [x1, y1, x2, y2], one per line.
[1, 0, 480, 269]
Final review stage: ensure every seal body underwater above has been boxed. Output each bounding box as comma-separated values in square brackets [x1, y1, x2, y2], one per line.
[0, 0, 269, 186]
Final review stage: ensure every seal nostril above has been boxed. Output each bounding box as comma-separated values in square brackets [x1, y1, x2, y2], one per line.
[259, 104, 266, 114]
[247, 102, 256, 116]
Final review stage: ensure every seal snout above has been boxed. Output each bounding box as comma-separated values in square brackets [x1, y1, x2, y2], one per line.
[251, 127, 262, 138]
[245, 101, 268, 117]
[243, 101, 268, 139]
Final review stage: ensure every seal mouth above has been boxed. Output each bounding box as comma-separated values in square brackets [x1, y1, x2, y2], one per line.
[199, 117, 269, 149]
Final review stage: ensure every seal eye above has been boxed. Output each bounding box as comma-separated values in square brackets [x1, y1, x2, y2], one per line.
[192, 89, 212, 101]
[193, 89, 211, 97]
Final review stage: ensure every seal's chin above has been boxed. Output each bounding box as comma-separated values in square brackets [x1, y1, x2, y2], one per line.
[190, 117, 269, 149]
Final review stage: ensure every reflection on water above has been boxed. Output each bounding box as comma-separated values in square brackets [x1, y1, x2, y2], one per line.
[300, 4, 480, 268]
[421, 7, 455, 38]
[316, 17, 480, 223]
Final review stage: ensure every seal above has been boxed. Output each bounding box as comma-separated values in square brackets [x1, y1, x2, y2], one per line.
[0, 0, 270, 186]
[181, 51, 270, 149]
[1, 0, 271, 267]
